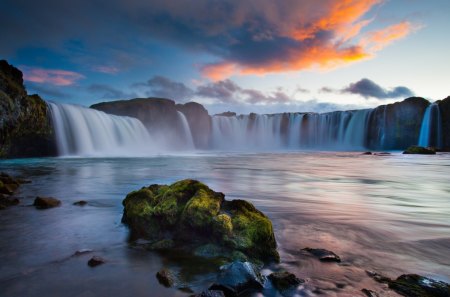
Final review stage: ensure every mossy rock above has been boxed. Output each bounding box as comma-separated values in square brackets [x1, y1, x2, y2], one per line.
[389, 274, 450, 297]
[403, 145, 436, 155]
[122, 179, 279, 263]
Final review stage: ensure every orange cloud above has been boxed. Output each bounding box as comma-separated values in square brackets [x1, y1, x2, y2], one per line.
[201, 0, 417, 80]
[22, 67, 85, 86]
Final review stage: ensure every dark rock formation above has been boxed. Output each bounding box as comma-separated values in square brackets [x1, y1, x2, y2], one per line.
[389, 274, 450, 297]
[87, 256, 106, 267]
[366, 97, 430, 150]
[361, 288, 379, 297]
[0, 60, 56, 158]
[0, 172, 23, 209]
[403, 145, 436, 155]
[33, 196, 61, 209]
[209, 261, 265, 297]
[268, 271, 304, 296]
[176, 102, 211, 148]
[190, 290, 225, 297]
[122, 179, 279, 263]
[156, 268, 177, 287]
[302, 247, 341, 262]
[438, 96, 450, 148]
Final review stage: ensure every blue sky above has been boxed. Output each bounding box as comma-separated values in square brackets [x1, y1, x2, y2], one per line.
[1, 0, 449, 114]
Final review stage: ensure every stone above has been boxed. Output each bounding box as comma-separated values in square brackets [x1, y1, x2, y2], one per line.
[361, 288, 379, 297]
[87, 256, 105, 267]
[33, 196, 61, 209]
[209, 261, 265, 297]
[122, 179, 279, 263]
[190, 290, 225, 297]
[388, 274, 450, 297]
[156, 268, 177, 287]
[268, 271, 304, 296]
[302, 247, 341, 262]
[73, 200, 88, 206]
[403, 145, 436, 155]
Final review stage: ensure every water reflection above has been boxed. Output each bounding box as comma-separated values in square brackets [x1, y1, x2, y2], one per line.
[0, 152, 449, 296]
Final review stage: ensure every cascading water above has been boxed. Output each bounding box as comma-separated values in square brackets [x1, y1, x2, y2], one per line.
[176, 111, 195, 149]
[48, 102, 154, 156]
[211, 109, 372, 150]
[418, 103, 442, 147]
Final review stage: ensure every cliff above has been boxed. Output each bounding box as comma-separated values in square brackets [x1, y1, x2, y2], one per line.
[0, 60, 56, 158]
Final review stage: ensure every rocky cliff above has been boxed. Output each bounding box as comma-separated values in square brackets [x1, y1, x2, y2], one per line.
[0, 60, 56, 158]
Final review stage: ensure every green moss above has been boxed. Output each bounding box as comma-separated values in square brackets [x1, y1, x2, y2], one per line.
[403, 145, 436, 155]
[182, 188, 223, 229]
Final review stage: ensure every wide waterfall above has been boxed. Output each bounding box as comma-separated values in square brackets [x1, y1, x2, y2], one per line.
[211, 109, 372, 150]
[48, 102, 154, 156]
[418, 103, 442, 148]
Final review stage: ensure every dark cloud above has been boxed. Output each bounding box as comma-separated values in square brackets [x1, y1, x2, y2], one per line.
[319, 87, 335, 93]
[0, 1, 412, 78]
[134, 76, 194, 102]
[87, 84, 136, 99]
[342, 78, 414, 99]
[196, 80, 241, 103]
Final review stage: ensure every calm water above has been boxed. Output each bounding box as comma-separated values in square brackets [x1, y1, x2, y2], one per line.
[0, 152, 449, 297]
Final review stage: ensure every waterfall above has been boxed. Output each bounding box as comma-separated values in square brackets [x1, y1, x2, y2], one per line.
[176, 111, 195, 149]
[48, 102, 154, 156]
[210, 109, 372, 151]
[418, 103, 442, 147]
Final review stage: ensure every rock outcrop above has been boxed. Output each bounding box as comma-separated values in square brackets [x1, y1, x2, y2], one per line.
[438, 96, 450, 149]
[0, 60, 56, 158]
[122, 179, 279, 263]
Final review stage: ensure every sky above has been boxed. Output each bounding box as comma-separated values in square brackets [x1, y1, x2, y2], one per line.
[1, 0, 449, 115]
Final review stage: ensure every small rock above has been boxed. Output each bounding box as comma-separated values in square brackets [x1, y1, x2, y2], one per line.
[374, 152, 391, 156]
[156, 268, 177, 287]
[362, 151, 372, 155]
[361, 288, 379, 297]
[403, 145, 436, 155]
[388, 274, 450, 297]
[268, 271, 304, 296]
[190, 290, 225, 297]
[209, 261, 265, 296]
[87, 256, 105, 267]
[302, 248, 341, 262]
[365, 271, 391, 283]
[0, 195, 20, 209]
[33, 196, 61, 209]
[73, 200, 88, 206]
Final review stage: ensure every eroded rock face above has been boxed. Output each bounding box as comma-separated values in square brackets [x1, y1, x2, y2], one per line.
[0, 60, 56, 158]
[122, 179, 279, 263]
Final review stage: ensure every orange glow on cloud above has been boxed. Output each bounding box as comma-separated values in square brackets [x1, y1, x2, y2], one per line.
[201, 0, 416, 80]
[22, 67, 85, 86]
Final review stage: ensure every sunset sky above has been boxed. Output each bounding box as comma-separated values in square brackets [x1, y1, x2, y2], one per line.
[1, 0, 449, 114]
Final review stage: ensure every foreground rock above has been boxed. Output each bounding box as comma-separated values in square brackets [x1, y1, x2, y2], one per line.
[190, 290, 225, 297]
[268, 271, 304, 297]
[122, 179, 279, 263]
[389, 274, 450, 297]
[0, 60, 56, 158]
[209, 261, 265, 297]
[403, 145, 436, 155]
[33, 196, 61, 209]
[0, 172, 23, 209]
[156, 268, 177, 287]
[302, 248, 341, 262]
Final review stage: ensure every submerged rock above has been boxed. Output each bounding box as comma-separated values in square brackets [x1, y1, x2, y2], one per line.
[302, 247, 341, 262]
[0, 172, 22, 209]
[122, 179, 279, 263]
[87, 256, 105, 267]
[268, 271, 304, 296]
[73, 200, 88, 206]
[190, 290, 225, 297]
[388, 274, 450, 297]
[33, 196, 61, 209]
[403, 145, 436, 155]
[361, 288, 379, 297]
[156, 268, 177, 287]
[209, 261, 265, 297]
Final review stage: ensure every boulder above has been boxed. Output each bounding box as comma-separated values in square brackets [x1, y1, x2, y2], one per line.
[156, 268, 177, 287]
[268, 271, 304, 296]
[302, 247, 341, 262]
[0, 60, 56, 158]
[122, 179, 279, 263]
[209, 261, 265, 296]
[403, 145, 436, 155]
[33, 196, 61, 209]
[389, 274, 450, 297]
[87, 256, 106, 267]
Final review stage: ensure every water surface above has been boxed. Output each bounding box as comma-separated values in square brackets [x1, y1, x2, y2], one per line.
[1, 152, 449, 296]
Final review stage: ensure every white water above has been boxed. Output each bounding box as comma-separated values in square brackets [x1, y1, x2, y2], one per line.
[176, 111, 195, 149]
[418, 103, 442, 147]
[48, 102, 154, 157]
[211, 109, 372, 150]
